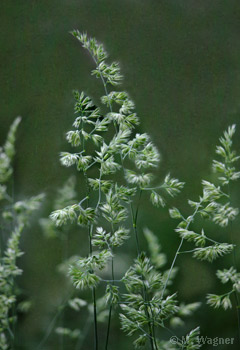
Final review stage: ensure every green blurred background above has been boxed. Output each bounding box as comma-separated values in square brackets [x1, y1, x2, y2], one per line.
[1, 0, 240, 348]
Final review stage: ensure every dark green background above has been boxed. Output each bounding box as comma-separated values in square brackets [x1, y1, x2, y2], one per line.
[1, 0, 240, 349]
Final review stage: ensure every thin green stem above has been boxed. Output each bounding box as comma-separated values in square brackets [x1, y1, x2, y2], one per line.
[143, 287, 156, 350]
[92, 286, 98, 350]
[135, 190, 142, 228]
[101, 279, 122, 283]
[88, 49, 121, 350]
[88, 223, 98, 350]
[136, 325, 154, 342]
[131, 189, 156, 349]
[105, 305, 112, 350]
[84, 169, 98, 350]
[160, 200, 202, 301]
[36, 291, 73, 350]
[162, 324, 184, 346]
[177, 234, 222, 254]
[130, 190, 142, 255]
[59, 232, 68, 350]
[130, 202, 140, 255]
[141, 186, 163, 191]
[220, 290, 235, 298]
[75, 314, 92, 350]
[7, 322, 14, 339]
[152, 323, 159, 350]
[105, 224, 115, 350]
[227, 183, 240, 343]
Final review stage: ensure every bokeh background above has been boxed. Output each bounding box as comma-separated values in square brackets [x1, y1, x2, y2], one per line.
[1, 0, 240, 349]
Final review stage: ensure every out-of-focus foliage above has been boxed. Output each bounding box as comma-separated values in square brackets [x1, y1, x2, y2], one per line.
[0, 119, 44, 349]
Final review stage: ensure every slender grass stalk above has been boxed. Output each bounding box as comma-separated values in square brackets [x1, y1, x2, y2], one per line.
[160, 200, 202, 301]
[84, 41, 120, 350]
[75, 314, 92, 350]
[104, 222, 115, 350]
[227, 183, 240, 343]
[36, 290, 74, 350]
[92, 287, 98, 350]
[130, 190, 142, 255]
[130, 189, 157, 350]
[105, 304, 112, 350]
[85, 171, 98, 350]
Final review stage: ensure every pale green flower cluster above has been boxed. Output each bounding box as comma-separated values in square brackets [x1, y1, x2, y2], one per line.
[48, 32, 204, 350]
[168, 124, 240, 317]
